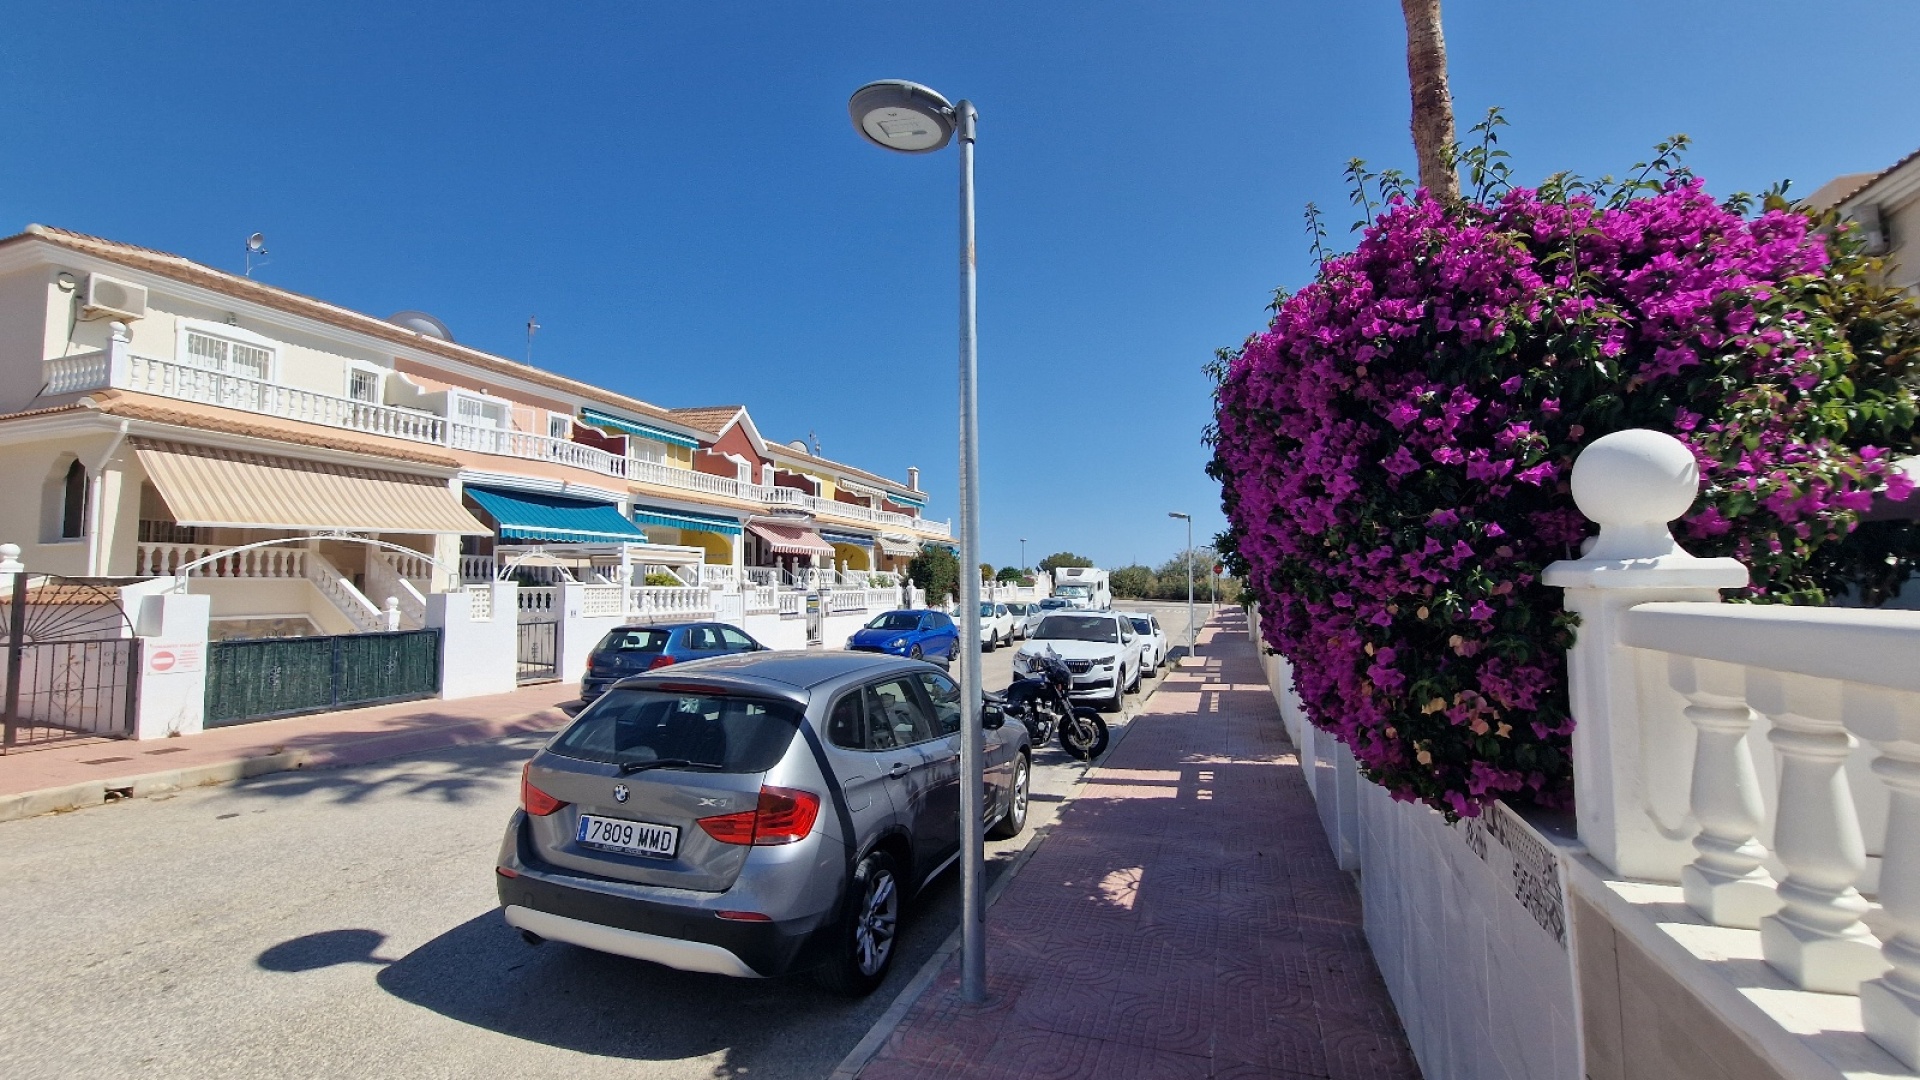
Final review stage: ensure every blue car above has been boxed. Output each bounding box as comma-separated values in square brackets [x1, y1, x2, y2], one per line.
[845, 609, 958, 667]
[580, 622, 767, 702]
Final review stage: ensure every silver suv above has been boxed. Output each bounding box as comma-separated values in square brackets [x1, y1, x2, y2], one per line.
[495, 652, 1032, 995]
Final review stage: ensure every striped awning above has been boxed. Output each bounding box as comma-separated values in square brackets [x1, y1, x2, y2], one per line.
[877, 534, 921, 557]
[748, 520, 835, 557]
[579, 408, 700, 449]
[820, 530, 875, 548]
[465, 487, 649, 543]
[631, 506, 743, 536]
[134, 440, 486, 535]
[885, 488, 928, 507]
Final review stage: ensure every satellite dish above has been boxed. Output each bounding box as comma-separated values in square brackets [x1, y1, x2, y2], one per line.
[387, 310, 454, 342]
[788, 439, 810, 453]
[246, 232, 267, 253]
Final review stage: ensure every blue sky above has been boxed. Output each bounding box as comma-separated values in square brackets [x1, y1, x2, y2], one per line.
[3, 2, 1916, 571]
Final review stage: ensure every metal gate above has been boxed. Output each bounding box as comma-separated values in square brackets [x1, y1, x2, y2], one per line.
[204, 629, 441, 728]
[1, 573, 140, 749]
[516, 620, 558, 683]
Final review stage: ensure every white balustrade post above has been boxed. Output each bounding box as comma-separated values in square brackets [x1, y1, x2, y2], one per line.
[1673, 655, 1780, 927]
[0, 543, 21, 574]
[383, 597, 401, 632]
[1849, 684, 1920, 1061]
[1543, 430, 1749, 880]
[1750, 670, 1886, 993]
[106, 321, 132, 386]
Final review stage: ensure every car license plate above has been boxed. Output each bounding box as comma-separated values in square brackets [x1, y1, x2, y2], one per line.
[576, 814, 679, 858]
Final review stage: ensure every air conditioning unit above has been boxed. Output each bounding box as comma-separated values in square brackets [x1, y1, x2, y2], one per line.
[82, 273, 147, 320]
[1852, 204, 1891, 257]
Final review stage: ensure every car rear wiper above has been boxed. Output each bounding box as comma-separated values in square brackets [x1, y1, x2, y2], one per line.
[617, 758, 726, 775]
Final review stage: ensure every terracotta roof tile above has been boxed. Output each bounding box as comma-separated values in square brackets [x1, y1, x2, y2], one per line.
[668, 405, 746, 435]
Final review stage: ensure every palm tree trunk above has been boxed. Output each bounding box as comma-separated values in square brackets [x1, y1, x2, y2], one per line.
[1400, 0, 1460, 203]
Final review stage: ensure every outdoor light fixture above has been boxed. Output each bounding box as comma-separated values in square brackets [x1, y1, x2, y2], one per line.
[849, 77, 987, 1003]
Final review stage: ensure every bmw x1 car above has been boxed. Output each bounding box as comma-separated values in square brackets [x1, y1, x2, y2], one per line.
[496, 651, 1032, 995]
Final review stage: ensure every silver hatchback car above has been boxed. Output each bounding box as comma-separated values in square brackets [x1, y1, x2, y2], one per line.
[495, 651, 1032, 995]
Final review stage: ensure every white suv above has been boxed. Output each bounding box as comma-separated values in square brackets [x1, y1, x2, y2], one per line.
[978, 601, 1016, 651]
[1012, 610, 1141, 712]
[1119, 612, 1168, 675]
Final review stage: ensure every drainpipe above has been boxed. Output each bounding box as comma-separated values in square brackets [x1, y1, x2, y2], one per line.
[86, 419, 131, 577]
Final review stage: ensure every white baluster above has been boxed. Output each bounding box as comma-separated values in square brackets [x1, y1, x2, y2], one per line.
[1675, 655, 1779, 927]
[1753, 670, 1887, 992]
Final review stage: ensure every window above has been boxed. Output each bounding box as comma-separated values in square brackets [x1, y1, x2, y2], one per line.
[61, 461, 86, 539]
[862, 678, 934, 749]
[548, 413, 573, 440]
[916, 671, 962, 736]
[1033, 616, 1120, 644]
[548, 689, 802, 773]
[454, 394, 508, 428]
[685, 626, 722, 651]
[629, 438, 667, 465]
[185, 330, 272, 380]
[347, 369, 381, 404]
[719, 627, 756, 651]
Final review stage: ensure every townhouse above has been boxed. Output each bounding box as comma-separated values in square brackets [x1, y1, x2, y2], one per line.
[0, 224, 950, 642]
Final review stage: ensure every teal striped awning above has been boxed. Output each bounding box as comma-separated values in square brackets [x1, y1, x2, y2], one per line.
[580, 408, 700, 449]
[465, 487, 649, 543]
[631, 505, 743, 536]
[884, 488, 928, 507]
[821, 530, 875, 547]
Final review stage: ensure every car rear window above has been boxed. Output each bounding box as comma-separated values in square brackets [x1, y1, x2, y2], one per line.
[1128, 617, 1151, 634]
[549, 689, 803, 773]
[596, 628, 670, 653]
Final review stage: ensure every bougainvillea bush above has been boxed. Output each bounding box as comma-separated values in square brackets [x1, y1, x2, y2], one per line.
[1209, 155, 1919, 818]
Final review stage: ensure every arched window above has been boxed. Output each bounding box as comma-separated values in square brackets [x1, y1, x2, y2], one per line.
[61, 460, 86, 539]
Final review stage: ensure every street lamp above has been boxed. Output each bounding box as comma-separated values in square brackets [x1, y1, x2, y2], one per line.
[851, 79, 989, 1003]
[1019, 537, 1027, 577]
[1169, 512, 1194, 657]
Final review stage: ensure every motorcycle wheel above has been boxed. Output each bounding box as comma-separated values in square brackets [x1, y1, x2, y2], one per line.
[1059, 708, 1109, 761]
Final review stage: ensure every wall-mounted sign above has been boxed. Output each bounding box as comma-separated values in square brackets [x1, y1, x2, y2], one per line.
[147, 644, 203, 674]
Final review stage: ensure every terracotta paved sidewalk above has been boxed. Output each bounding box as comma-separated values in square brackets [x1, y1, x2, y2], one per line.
[0, 682, 575, 815]
[858, 611, 1420, 1080]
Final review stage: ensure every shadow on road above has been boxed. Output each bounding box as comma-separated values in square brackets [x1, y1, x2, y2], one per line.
[225, 735, 544, 808]
[257, 928, 396, 972]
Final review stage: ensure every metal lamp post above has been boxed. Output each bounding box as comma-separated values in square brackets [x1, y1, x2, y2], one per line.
[1019, 537, 1027, 578]
[850, 79, 988, 1003]
[1169, 511, 1193, 657]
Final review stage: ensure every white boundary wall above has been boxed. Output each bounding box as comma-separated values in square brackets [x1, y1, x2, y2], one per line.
[1252, 613, 1580, 1080]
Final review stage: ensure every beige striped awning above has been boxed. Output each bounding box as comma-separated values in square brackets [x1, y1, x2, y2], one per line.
[134, 439, 488, 535]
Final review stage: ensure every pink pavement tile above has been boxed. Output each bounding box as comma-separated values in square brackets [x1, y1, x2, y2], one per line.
[0, 682, 576, 799]
[856, 612, 1421, 1080]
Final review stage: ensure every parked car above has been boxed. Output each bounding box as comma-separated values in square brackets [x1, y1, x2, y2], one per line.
[1120, 612, 1168, 675]
[1023, 597, 1071, 638]
[846, 609, 958, 666]
[1010, 611, 1142, 712]
[978, 601, 1016, 651]
[581, 622, 766, 702]
[1003, 602, 1032, 639]
[496, 652, 1033, 995]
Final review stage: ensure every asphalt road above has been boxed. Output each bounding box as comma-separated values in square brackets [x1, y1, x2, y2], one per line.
[0, 601, 1207, 1080]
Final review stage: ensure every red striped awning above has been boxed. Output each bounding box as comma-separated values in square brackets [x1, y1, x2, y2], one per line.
[748, 520, 835, 557]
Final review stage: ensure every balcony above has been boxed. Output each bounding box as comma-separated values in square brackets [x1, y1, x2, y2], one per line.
[44, 348, 952, 539]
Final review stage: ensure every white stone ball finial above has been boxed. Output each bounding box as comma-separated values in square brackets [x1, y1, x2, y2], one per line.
[1570, 429, 1700, 561]
[0, 543, 21, 575]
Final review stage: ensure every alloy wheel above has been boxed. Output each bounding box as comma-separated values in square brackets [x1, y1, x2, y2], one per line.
[855, 867, 899, 976]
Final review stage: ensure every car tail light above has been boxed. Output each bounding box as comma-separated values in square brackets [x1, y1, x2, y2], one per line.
[716, 910, 772, 922]
[647, 654, 678, 670]
[520, 763, 568, 817]
[697, 786, 821, 846]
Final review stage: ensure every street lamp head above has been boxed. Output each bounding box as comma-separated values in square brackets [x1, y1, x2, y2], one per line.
[849, 80, 956, 154]
[1168, 511, 1190, 521]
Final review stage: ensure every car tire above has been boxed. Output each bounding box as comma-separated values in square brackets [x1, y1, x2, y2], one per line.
[1126, 664, 1141, 695]
[814, 849, 902, 997]
[909, 645, 924, 661]
[1104, 679, 1124, 713]
[987, 753, 1030, 839]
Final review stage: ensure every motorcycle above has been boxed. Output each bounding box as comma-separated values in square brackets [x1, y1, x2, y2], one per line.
[989, 647, 1110, 761]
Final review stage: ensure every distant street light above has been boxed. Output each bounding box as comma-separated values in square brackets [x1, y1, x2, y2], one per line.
[850, 79, 989, 1004]
[1019, 538, 1027, 576]
[1168, 512, 1194, 656]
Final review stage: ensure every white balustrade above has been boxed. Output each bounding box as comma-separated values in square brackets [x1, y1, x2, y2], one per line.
[1553, 428, 1920, 1067]
[825, 588, 867, 613]
[125, 355, 448, 443]
[460, 555, 498, 583]
[365, 553, 427, 629]
[138, 542, 308, 580]
[744, 586, 777, 613]
[518, 587, 559, 616]
[777, 591, 803, 617]
[303, 551, 383, 633]
[625, 586, 714, 621]
[43, 350, 110, 395]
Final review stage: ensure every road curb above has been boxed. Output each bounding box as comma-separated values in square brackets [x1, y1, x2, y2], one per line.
[0, 710, 569, 825]
[826, 647, 1183, 1080]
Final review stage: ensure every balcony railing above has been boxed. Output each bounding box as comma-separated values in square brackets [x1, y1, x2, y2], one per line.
[44, 349, 951, 537]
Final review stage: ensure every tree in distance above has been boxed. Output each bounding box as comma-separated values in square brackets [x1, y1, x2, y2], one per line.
[1037, 552, 1094, 572]
[995, 566, 1025, 584]
[908, 546, 960, 608]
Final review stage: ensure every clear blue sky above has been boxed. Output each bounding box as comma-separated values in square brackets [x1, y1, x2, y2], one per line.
[4, 2, 1916, 571]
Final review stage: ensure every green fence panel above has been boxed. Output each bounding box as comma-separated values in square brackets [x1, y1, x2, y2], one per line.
[205, 637, 335, 727]
[335, 630, 441, 708]
[204, 630, 441, 727]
